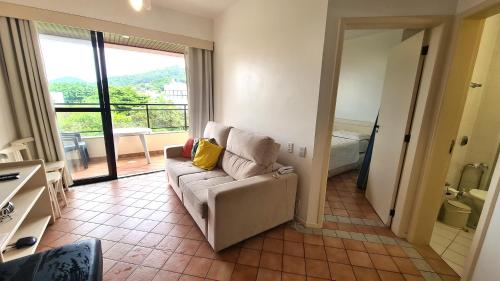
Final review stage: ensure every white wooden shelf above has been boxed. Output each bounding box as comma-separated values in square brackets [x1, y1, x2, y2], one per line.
[0, 186, 45, 250]
[2, 215, 51, 262]
[0, 160, 53, 263]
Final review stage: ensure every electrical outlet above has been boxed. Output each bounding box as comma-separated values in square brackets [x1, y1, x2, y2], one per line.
[287, 142, 294, 153]
[299, 146, 306, 158]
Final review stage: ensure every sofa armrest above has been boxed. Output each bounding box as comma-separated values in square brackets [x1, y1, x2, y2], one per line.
[164, 145, 184, 159]
[207, 172, 298, 251]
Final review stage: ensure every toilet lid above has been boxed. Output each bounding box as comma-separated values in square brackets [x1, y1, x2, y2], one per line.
[469, 189, 487, 200]
[448, 200, 471, 211]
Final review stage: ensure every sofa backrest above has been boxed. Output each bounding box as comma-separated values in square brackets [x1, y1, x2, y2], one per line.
[222, 128, 280, 180]
[203, 121, 232, 148]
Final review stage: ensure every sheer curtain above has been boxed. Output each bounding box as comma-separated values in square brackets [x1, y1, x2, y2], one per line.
[185, 47, 214, 138]
[0, 17, 71, 185]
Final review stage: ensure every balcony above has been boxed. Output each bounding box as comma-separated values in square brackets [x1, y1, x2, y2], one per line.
[58, 103, 189, 180]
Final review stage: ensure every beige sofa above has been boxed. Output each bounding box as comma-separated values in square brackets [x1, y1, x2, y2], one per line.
[164, 122, 298, 251]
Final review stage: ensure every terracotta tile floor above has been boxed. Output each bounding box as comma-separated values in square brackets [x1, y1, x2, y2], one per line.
[69, 153, 165, 180]
[37, 170, 461, 281]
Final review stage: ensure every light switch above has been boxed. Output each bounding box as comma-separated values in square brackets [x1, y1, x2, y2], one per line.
[299, 146, 306, 158]
[287, 143, 294, 153]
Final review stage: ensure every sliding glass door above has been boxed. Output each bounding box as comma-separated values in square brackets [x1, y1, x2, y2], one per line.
[38, 22, 189, 184]
[39, 30, 116, 183]
[103, 43, 187, 177]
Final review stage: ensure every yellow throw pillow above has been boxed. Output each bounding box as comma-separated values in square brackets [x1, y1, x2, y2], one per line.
[193, 139, 223, 170]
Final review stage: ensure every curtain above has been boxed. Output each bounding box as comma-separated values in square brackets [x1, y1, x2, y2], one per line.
[185, 47, 214, 138]
[357, 115, 378, 190]
[0, 17, 72, 185]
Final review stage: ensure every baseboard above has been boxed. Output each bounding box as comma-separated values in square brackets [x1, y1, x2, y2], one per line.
[294, 215, 323, 229]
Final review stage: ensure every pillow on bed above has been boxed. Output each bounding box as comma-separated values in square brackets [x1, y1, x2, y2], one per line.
[333, 130, 370, 141]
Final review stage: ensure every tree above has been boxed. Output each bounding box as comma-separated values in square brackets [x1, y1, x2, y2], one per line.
[49, 81, 97, 103]
[109, 86, 149, 105]
[50, 66, 189, 135]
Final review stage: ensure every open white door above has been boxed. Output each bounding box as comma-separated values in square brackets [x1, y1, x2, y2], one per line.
[365, 31, 426, 225]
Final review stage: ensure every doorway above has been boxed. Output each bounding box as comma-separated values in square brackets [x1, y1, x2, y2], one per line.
[325, 28, 426, 228]
[428, 13, 500, 277]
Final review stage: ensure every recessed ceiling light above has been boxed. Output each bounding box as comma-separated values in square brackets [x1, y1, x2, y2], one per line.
[129, 0, 151, 11]
[129, 0, 143, 11]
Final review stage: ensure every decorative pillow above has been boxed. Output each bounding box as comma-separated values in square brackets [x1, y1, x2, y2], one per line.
[182, 138, 194, 158]
[191, 138, 199, 159]
[191, 138, 217, 160]
[193, 139, 223, 170]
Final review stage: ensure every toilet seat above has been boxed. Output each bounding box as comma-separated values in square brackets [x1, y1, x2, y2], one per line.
[469, 189, 487, 201]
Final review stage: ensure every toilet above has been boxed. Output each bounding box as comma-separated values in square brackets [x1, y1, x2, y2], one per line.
[441, 199, 472, 229]
[465, 188, 488, 228]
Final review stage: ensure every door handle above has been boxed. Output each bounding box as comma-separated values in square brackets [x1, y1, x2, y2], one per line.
[375, 125, 380, 133]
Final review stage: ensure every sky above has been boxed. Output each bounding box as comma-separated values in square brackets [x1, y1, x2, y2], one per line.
[39, 34, 185, 82]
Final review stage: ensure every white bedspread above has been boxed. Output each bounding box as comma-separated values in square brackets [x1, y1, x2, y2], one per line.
[329, 136, 360, 171]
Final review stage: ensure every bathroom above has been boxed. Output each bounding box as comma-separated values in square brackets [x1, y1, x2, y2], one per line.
[429, 14, 500, 277]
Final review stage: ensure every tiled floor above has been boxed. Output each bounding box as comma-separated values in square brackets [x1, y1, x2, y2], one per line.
[430, 222, 474, 276]
[37, 170, 461, 281]
[69, 153, 164, 180]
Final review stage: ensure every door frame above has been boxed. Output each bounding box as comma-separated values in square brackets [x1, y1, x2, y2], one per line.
[315, 15, 453, 232]
[53, 30, 117, 185]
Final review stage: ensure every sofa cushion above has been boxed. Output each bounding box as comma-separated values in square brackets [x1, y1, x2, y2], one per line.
[193, 139, 223, 170]
[166, 157, 205, 186]
[203, 122, 232, 148]
[222, 128, 280, 180]
[179, 170, 234, 218]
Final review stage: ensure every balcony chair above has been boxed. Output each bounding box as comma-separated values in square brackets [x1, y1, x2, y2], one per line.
[61, 132, 90, 169]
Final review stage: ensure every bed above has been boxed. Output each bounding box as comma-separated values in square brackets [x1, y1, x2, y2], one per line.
[328, 130, 371, 177]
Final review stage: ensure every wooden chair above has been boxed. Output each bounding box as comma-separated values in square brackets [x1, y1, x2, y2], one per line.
[11, 138, 67, 180]
[5, 138, 69, 210]
[0, 146, 64, 219]
[46, 171, 63, 218]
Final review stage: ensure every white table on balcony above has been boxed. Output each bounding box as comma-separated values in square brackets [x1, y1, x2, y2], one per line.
[113, 128, 153, 164]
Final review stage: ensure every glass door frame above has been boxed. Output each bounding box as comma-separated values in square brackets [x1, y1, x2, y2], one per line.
[53, 31, 117, 185]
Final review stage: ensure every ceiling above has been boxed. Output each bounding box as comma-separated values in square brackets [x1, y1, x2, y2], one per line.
[36, 21, 186, 54]
[153, 0, 236, 18]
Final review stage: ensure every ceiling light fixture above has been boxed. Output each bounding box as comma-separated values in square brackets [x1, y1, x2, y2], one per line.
[129, 0, 151, 12]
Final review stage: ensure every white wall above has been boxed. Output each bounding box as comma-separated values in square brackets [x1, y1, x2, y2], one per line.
[82, 131, 188, 158]
[0, 0, 213, 41]
[213, 0, 328, 223]
[214, 0, 458, 225]
[0, 55, 17, 148]
[466, 26, 500, 187]
[336, 30, 403, 122]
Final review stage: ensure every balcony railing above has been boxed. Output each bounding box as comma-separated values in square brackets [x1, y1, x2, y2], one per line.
[54, 103, 188, 135]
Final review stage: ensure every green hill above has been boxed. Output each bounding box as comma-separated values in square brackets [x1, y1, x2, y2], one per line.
[49, 66, 186, 93]
[107, 66, 186, 92]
